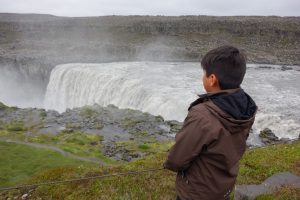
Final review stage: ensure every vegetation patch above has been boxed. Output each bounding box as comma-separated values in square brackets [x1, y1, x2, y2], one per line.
[80, 106, 98, 118]
[0, 102, 8, 110]
[60, 128, 74, 134]
[26, 131, 111, 161]
[116, 140, 173, 155]
[63, 132, 103, 146]
[121, 117, 145, 128]
[39, 110, 47, 118]
[0, 124, 115, 165]
[0, 141, 96, 188]
[130, 130, 148, 137]
[0, 102, 17, 112]
[1, 140, 298, 199]
[256, 186, 300, 200]
[0, 120, 5, 130]
[0, 130, 9, 137]
[6, 121, 26, 132]
[93, 123, 104, 129]
[65, 123, 82, 130]
[138, 143, 151, 150]
[28, 134, 59, 144]
[237, 141, 300, 184]
[0, 130, 25, 141]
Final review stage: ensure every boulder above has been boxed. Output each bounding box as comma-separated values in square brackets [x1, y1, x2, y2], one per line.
[259, 128, 279, 144]
[234, 172, 300, 200]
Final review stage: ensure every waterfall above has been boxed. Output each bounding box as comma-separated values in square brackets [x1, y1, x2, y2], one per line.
[44, 62, 300, 141]
[44, 62, 202, 121]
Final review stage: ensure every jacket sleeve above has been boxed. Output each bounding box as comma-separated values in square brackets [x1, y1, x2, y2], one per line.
[164, 107, 215, 172]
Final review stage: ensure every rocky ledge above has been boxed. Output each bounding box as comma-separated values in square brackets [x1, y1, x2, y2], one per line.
[0, 102, 298, 162]
[0, 102, 182, 162]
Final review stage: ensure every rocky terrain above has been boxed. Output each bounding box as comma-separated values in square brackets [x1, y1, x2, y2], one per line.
[1, 101, 297, 163]
[0, 102, 182, 162]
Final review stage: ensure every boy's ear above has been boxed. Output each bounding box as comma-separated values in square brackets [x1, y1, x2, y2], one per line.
[209, 74, 219, 87]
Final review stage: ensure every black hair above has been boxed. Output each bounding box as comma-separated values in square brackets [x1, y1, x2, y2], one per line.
[201, 45, 246, 90]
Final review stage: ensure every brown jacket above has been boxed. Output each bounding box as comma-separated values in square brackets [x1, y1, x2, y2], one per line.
[164, 89, 257, 200]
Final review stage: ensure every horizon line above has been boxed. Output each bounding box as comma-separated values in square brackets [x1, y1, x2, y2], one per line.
[1, 12, 299, 18]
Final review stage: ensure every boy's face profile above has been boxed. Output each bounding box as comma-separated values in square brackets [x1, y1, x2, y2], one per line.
[201, 45, 246, 90]
[202, 70, 221, 93]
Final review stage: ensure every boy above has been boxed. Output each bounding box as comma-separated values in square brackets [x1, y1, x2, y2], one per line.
[164, 45, 257, 200]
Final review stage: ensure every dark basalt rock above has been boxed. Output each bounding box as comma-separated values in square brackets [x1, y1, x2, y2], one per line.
[259, 128, 279, 144]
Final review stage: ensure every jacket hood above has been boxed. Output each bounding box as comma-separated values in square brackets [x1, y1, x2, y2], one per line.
[209, 89, 257, 120]
[189, 88, 257, 134]
[189, 88, 257, 120]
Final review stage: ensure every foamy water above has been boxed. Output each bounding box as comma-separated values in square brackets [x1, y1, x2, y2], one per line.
[44, 62, 300, 144]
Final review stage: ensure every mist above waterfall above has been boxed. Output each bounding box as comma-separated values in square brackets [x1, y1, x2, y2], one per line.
[0, 65, 45, 108]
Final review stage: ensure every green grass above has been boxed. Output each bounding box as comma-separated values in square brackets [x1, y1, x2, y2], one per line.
[39, 110, 47, 118]
[0, 130, 26, 141]
[130, 130, 148, 137]
[30, 141, 300, 199]
[0, 102, 8, 110]
[6, 121, 26, 132]
[1, 139, 299, 199]
[138, 143, 151, 150]
[0, 127, 117, 165]
[0, 122, 27, 141]
[29, 133, 60, 144]
[27, 132, 116, 164]
[57, 132, 106, 161]
[237, 141, 300, 184]
[0, 141, 97, 188]
[116, 140, 173, 155]
[65, 123, 82, 130]
[93, 123, 104, 129]
[0, 102, 17, 112]
[121, 117, 145, 128]
[26, 152, 176, 200]
[80, 106, 98, 118]
[256, 187, 300, 200]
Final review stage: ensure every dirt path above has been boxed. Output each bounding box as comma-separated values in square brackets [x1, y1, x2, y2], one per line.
[0, 138, 106, 165]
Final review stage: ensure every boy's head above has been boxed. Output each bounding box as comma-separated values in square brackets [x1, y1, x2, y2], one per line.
[201, 45, 246, 92]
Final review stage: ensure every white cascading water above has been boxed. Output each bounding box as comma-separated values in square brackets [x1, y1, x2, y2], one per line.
[44, 62, 300, 143]
[44, 62, 202, 120]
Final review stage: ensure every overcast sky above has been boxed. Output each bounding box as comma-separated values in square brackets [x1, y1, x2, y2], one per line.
[0, 0, 299, 17]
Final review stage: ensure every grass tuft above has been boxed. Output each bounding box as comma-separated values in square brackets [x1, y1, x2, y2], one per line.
[6, 121, 26, 132]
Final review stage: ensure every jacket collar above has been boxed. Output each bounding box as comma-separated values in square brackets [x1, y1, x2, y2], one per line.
[188, 88, 241, 111]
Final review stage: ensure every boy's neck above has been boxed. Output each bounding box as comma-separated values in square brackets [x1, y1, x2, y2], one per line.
[207, 88, 241, 95]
